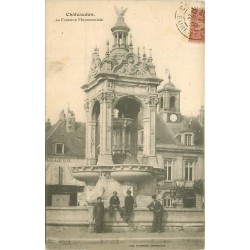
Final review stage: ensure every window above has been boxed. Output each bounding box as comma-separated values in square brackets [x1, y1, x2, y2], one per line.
[164, 159, 173, 181]
[170, 96, 175, 109]
[185, 134, 192, 145]
[163, 198, 173, 208]
[185, 161, 193, 181]
[55, 143, 64, 154]
[162, 192, 173, 207]
[181, 132, 194, 145]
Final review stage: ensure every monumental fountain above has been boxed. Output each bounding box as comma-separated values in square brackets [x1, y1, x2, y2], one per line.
[70, 7, 165, 211]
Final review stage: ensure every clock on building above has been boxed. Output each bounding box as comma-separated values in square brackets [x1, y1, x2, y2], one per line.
[170, 113, 177, 122]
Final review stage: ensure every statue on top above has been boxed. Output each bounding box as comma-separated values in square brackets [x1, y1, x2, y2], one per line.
[114, 6, 128, 21]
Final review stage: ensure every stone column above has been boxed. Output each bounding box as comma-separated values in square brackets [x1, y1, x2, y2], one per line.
[176, 93, 180, 111]
[143, 115, 150, 156]
[84, 101, 97, 165]
[122, 120, 127, 154]
[117, 33, 119, 46]
[128, 130, 131, 147]
[142, 95, 159, 167]
[97, 92, 115, 165]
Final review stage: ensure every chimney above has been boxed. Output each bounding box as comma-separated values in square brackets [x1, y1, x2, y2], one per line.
[59, 110, 66, 123]
[199, 106, 204, 127]
[45, 118, 51, 127]
[66, 109, 76, 132]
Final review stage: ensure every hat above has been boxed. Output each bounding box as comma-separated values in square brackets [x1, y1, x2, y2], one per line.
[152, 195, 157, 199]
[97, 197, 102, 200]
[126, 190, 131, 194]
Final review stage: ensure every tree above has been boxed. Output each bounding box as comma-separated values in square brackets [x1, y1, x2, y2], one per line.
[169, 185, 187, 200]
[193, 179, 204, 197]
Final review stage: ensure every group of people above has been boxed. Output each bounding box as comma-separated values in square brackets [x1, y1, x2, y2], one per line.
[93, 190, 135, 233]
[92, 191, 163, 233]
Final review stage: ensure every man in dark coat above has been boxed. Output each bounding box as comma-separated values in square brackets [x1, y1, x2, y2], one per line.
[147, 195, 163, 233]
[93, 197, 105, 233]
[109, 191, 123, 218]
[123, 190, 135, 222]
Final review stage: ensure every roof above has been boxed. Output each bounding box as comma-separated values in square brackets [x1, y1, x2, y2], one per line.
[158, 82, 181, 93]
[45, 121, 86, 158]
[156, 114, 204, 146]
[112, 20, 129, 29]
[45, 124, 52, 133]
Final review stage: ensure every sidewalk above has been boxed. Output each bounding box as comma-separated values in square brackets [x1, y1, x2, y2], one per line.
[46, 230, 205, 244]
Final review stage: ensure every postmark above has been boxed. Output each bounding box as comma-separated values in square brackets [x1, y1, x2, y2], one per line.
[175, 1, 205, 43]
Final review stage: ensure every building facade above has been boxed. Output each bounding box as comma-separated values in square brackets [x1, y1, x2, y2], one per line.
[45, 109, 85, 207]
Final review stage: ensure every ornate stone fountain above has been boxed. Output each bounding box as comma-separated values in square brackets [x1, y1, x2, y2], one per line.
[70, 7, 165, 208]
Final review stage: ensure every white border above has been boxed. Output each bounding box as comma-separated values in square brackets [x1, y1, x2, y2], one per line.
[1, 0, 250, 249]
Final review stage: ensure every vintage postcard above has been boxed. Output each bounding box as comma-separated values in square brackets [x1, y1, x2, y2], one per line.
[46, 0, 205, 249]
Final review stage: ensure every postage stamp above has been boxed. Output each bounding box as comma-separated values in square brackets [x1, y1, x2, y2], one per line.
[175, 1, 205, 43]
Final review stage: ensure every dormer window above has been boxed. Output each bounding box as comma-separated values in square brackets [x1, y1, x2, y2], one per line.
[55, 143, 64, 154]
[185, 134, 192, 145]
[181, 132, 195, 146]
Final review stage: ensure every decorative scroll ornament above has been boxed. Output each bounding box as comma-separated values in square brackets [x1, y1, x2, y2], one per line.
[95, 93, 104, 103]
[100, 171, 111, 179]
[95, 92, 115, 103]
[143, 95, 159, 106]
[104, 92, 115, 102]
[115, 56, 151, 77]
[149, 96, 159, 106]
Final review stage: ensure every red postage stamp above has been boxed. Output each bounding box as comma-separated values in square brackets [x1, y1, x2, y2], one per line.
[189, 8, 205, 42]
[175, 2, 205, 43]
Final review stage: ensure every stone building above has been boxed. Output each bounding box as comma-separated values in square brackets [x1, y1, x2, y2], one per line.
[45, 109, 85, 207]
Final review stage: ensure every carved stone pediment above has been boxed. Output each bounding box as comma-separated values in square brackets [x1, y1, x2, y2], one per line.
[113, 54, 151, 77]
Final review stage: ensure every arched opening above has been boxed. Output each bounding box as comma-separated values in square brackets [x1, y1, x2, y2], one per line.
[113, 97, 142, 164]
[92, 101, 100, 157]
[170, 96, 175, 109]
[115, 97, 141, 119]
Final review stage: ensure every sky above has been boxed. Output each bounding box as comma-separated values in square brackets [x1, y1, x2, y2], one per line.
[46, 0, 204, 124]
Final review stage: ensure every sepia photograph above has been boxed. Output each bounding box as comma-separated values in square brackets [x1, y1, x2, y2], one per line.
[45, 0, 205, 249]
